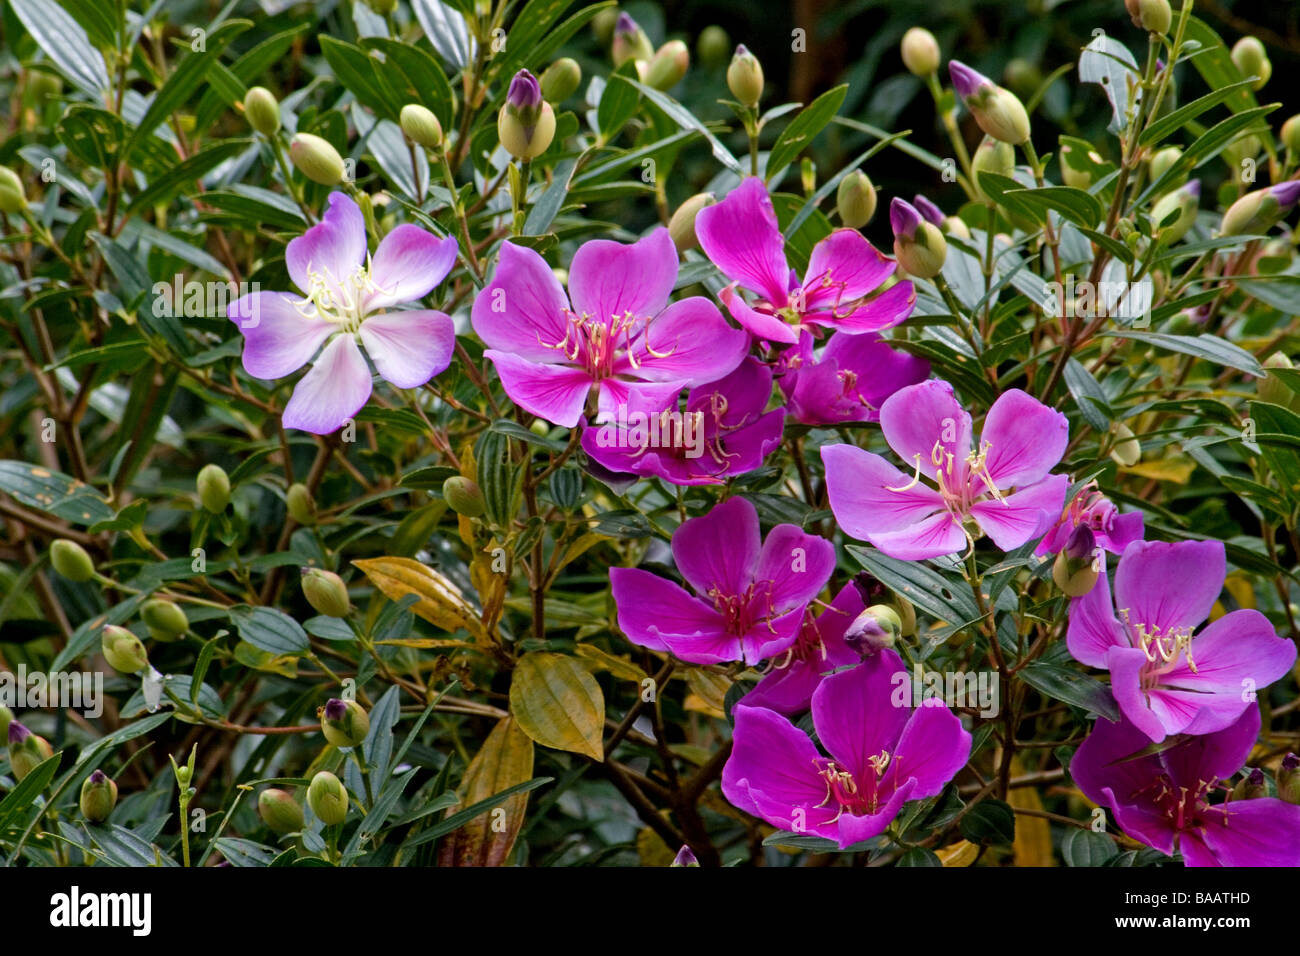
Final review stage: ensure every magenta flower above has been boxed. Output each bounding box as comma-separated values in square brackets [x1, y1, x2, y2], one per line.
[610, 496, 834, 665]
[822, 380, 1070, 560]
[777, 330, 930, 426]
[471, 229, 749, 427]
[1036, 484, 1144, 557]
[1067, 539, 1296, 743]
[694, 178, 915, 345]
[723, 649, 971, 848]
[227, 192, 459, 434]
[1072, 706, 1300, 866]
[743, 583, 865, 714]
[582, 357, 785, 485]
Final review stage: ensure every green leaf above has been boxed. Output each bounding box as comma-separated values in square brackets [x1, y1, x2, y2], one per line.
[126, 140, 251, 215]
[0, 752, 62, 833]
[598, 64, 642, 141]
[1060, 828, 1118, 866]
[1004, 185, 1104, 229]
[847, 546, 980, 625]
[475, 428, 523, 530]
[1138, 78, 1261, 147]
[1063, 358, 1111, 430]
[765, 84, 848, 183]
[320, 36, 402, 120]
[1249, 401, 1300, 501]
[0, 460, 114, 525]
[509, 653, 605, 760]
[897, 846, 943, 866]
[399, 776, 553, 850]
[1018, 661, 1120, 721]
[194, 25, 311, 131]
[628, 80, 742, 172]
[1101, 331, 1263, 378]
[10, 0, 110, 97]
[362, 38, 456, 127]
[229, 606, 310, 657]
[959, 798, 1016, 845]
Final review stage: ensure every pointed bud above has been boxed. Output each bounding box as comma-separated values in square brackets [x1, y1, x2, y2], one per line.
[0, 166, 27, 214]
[7, 720, 54, 782]
[258, 788, 305, 834]
[498, 70, 556, 160]
[697, 26, 730, 70]
[900, 27, 940, 77]
[50, 538, 95, 582]
[912, 194, 945, 227]
[80, 769, 118, 822]
[645, 40, 690, 91]
[442, 476, 486, 517]
[400, 104, 443, 150]
[1279, 754, 1300, 805]
[942, 215, 972, 240]
[290, 133, 346, 185]
[1258, 353, 1299, 409]
[1230, 767, 1268, 801]
[243, 86, 280, 136]
[141, 597, 188, 638]
[1053, 526, 1099, 596]
[671, 845, 699, 866]
[1231, 36, 1271, 90]
[1148, 145, 1182, 184]
[320, 697, 370, 748]
[286, 482, 316, 526]
[949, 60, 1030, 144]
[891, 198, 947, 278]
[1220, 181, 1300, 236]
[301, 568, 350, 618]
[836, 171, 876, 228]
[612, 13, 654, 66]
[101, 625, 149, 675]
[971, 136, 1015, 200]
[308, 770, 349, 825]
[1151, 179, 1199, 245]
[727, 45, 764, 108]
[1127, 0, 1171, 34]
[669, 192, 717, 252]
[197, 463, 231, 514]
[540, 58, 582, 104]
[844, 605, 902, 656]
[1109, 422, 1141, 467]
[1283, 115, 1300, 155]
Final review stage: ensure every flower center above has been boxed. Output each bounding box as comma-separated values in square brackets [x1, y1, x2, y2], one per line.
[1118, 608, 1198, 684]
[1138, 773, 1228, 832]
[707, 581, 777, 636]
[295, 262, 381, 333]
[815, 754, 892, 819]
[539, 309, 674, 381]
[887, 437, 1006, 524]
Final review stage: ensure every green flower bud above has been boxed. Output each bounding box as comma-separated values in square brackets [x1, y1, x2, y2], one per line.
[697, 25, 730, 70]
[836, 170, 877, 228]
[258, 787, 305, 834]
[727, 45, 764, 108]
[1283, 115, 1300, 155]
[950, 61, 1030, 145]
[900, 28, 941, 77]
[971, 136, 1015, 200]
[196, 463, 231, 514]
[1258, 353, 1300, 409]
[942, 215, 972, 240]
[1109, 422, 1141, 467]
[894, 596, 917, 637]
[0, 704, 11, 738]
[442, 476, 486, 517]
[668, 192, 717, 252]
[320, 697, 370, 748]
[1279, 754, 1300, 805]
[24, 70, 61, 105]
[498, 70, 556, 160]
[539, 58, 582, 104]
[591, 8, 619, 46]
[101, 625, 149, 675]
[0, 166, 27, 215]
[1220, 182, 1300, 237]
[1059, 142, 1104, 190]
[1126, 0, 1171, 34]
[1231, 36, 1271, 90]
[1053, 526, 1099, 597]
[7, 720, 54, 782]
[307, 770, 349, 825]
[290, 132, 346, 186]
[141, 597, 188, 638]
[286, 482, 316, 526]
[79, 770, 118, 822]
[891, 198, 948, 279]
[530, 418, 552, 438]
[243, 86, 280, 137]
[611, 13, 654, 67]
[301, 568, 350, 618]
[1148, 145, 1182, 184]
[1230, 768, 1267, 802]
[1151, 179, 1199, 245]
[645, 40, 689, 91]
[50, 538, 95, 582]
[400, 104, 443, 150]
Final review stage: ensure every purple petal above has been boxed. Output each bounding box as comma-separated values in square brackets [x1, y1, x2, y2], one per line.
[1070, 713, 1178, 854]
[672, 496, 760, 598]
[753, 524, 835, 613]
[1161, 705, 1259, 791]
[880, 380, 973, 482]
[695, 178, 792, 307]
[1193, 799, 1300, 866]
[611, 567, 724, 653]
[737, 605, 805, 664]
[800, 230, 894, 312]
[718, 285, 798, 344]
[359, 310, 454, 389]
[867, 512, 968, 560]
[722, 705, 838, 836]
[831, 333, 931, 409]
[894, 703, 973, 798]
[1113, 539, 1224, 636]
[1100, 511, 1145, 553]
[978, 389, 1069, 489]
[364, 228, 458, 310]
[1107, 645, 1181, 742]
[595, 378, 685, 423]
[745, 585, 864, 714]
[228, 291, 334, 379]
[948, 60, 990, 101]
[568, 228, 677, 321]
[889, 197, 923, 239]
[969, 473, 1068, 551]
[281, 334, 373, 434]
[822, 444, 945, 537]
[629, 296, 750, 384]
[811, 651, 911, 778]
[1066, 553, 1125, 668]
[286, 192, 366, 298]
[806, 280, 915, 335]
[483, 350, 592, 427]
[471, 242, 571, 362]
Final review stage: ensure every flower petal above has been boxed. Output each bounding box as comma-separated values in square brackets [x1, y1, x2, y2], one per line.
[722, 705, 838, 835]
[610, 567, 723, 653]
[1192, 798, 1300, 866]
[364, 228, 458, 310]
[696, 177, 791, 306]
[806, 279, 916, 335]
[281, 333, 373, 434]
[228, 291, 334, 379]
[822, 444, 945, 537]
[483, 350, 591, 427]
[629, 296, 750, 384]
[672, 495, 760, 598]
[359, 309, 455, 388]
[893, 702, 973, 799]
[969, 473, 1069, 551]
[811, 651, 911, 778]
[718, 285, 798, 344]
[1160, 705, 1260, 791]
[868, 511, 968, 561]
[801, 230, 895, 310]
[471, 241, 571, 362]
[753, 524, 835, 614]
[568, 227, 677, 321]
[286, 192, 366, 297]
[978, 389, 1069, 489]
[1070, 713, 1177, 854]
[1107, 645, 1180, 742]
[879, 379, 972, 482]
[1113, 539, 1224, 636]
[1066, 552, 1125, 668]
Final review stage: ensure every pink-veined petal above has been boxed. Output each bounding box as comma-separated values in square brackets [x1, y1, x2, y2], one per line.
[1113, 539, 1224, 636]
[286, 192, 366, 298]
[969, 473, 1069, 551]
[879, 379, 973, 482]
[228, 291, 334, 380]
[672, 496, 761, 598]
[483, 350, 591, 427]
[979, 389, 1069, 489]
[359, 309, 455, 388]
[471, 241, 571, 362]
[696, 177, 791, 306]
[822, 444, 945, 537]
[364, 228, 458, 310]
[281, 333, 373, 435]
[567, 228, 677, 321]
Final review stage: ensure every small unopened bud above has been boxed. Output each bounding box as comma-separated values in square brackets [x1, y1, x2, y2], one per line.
[900, 27, 940, 77]
[7, 720, 54, 782]
[942, 215, 971, 240]
[1259, 353, 1300, 409]
[836, 171, 877, 228]
[844, 605, 902, 656]
[442, 476, 486, 517]
[891, 197, 947, 278]
[671, 845, 699, 867]
[243, 86, 280, 136]
[1148, 145, 1182, 183]
[1127, 0, 1171, 34]
[1283, 115, 1300, 155]
[1151, 179, 1199, 245]
[697, 25, 730, 70]
[1110, 422, 1141, 467]
[971, 136, 1015, 200]
[949, 60, 1030, 144]
[668, 192, 717, 252]
[727, 45, 764, 108]
[308, 770, 349, 825]
[0, 166, 27, 214]
[498, 69, 556, 160]
[101, 625, 149, 675]
[197, 463, 231, 513]
[645, 40, 690, 91]
[50, 539, 95, 582]
[1279, 754, 1300, 805]
[320, 697, 370, 748]
[591, 8, 619, 46]
[286, 482, 316, 525]
[301, 568, 350, 618]
[80, 770, 118, 822]
[1053, 526, 1099, 597]
[141, 597, 188, 638]
[400, 104, 443, 150]
[0, 704, 11, 738]
[1059, 142, 1105, 190]
[290, 132, 346, 185]
[258, 788, 305, 834]
[1230, 767, 1267, 801]
[1231, 36, 1271, 90]
[1220, 181, 1300, 237]
[540, 58, 582, 104]
[611, 13, 654, 67]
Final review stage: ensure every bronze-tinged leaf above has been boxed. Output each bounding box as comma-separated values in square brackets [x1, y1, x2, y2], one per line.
[1008, 757, 1054, 867]
[936, 839, 979, 867]
[437, 716, 535, 867]
[352, 556, 485, 639]
[684, 668, 730, 718]
[574, 643, 646, 682]
[510, 652, 605, 761]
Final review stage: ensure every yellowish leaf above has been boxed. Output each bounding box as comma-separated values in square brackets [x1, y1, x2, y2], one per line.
[1120, 456, 1195, 484]
[684, 668, 731, 719]
[352, 556, 485, 639]
[437, 716, 534, 867]
[510, 653, 605, 761]
[1007, 757, 1054, 867]
[935, 839, 979, 867]
[574, 643, 646, 682]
